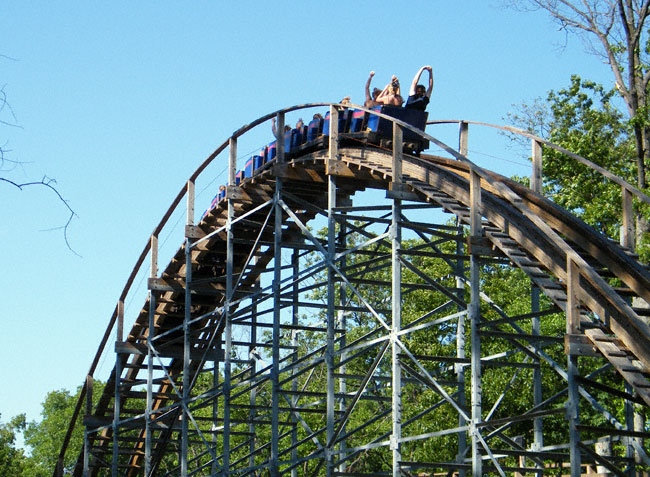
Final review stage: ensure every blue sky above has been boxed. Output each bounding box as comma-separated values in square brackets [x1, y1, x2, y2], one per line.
[1, 2, 614, 433]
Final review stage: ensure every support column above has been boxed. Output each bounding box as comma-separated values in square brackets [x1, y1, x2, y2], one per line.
[625, 383, 636, 476]
[291, 250, 300, 477]
[634, 405, 644, 467]
[531, 286, 543, 454]
[83, 375, 93, 477]
[391, 122, 403, 476]
[469, 169, 482, 476]
[456, 125, 468, 476]
[181, 171, 197, 477]
[213, 353, 220, 477]
[566, 257, 581, 477]
[456, 219, 467, 476]
[145, 233, 158, 476]
[222, 137, 237, 475]
[530, 138, 544, 459]
[271, 112, 285, 475]
[326, 105, 339, 476]
[112, 299, 124, 477]
[181, 237, 191, 477]
[248, 256, 259, 471]
[337, 217, 348, 473]
[326, 160, 337, 473]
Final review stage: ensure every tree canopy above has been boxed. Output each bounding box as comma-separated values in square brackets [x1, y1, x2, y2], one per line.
[0, 414, 26, 477]
[2, 383, 104, 477]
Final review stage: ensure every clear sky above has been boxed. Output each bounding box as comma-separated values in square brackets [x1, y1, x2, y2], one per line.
[1, 2, 614, 434]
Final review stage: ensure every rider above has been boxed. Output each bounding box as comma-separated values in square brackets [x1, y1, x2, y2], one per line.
[405, 65, 433, 111]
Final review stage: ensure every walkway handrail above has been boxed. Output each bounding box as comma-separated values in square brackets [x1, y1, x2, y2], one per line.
[56, 103, 650, 475]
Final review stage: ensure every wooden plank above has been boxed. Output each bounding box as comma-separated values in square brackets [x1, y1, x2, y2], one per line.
[564, 334, 600, 357]
[585, 329, 650, 406]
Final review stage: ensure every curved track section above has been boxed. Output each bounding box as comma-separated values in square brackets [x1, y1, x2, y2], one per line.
[60, 105, 650, 476]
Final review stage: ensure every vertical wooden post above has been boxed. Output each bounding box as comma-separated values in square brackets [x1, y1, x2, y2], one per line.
[531, 140, 542, 194]
[186, 179, 195, 227]
[470, 170, 482, 237]
[229, 137, 237, 186]
[621, 186, 634, 249]
[459, 121, 469, 157]
[116, 300, 124, 344]
[328, 105, 339, 170]
[393, 122, 403, 182]
[150, 235, 158, 280]
[276, 112, 285, 164]
[566, 257, 580, 335]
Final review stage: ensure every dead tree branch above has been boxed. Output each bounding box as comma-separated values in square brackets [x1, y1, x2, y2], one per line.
[2, 176, 80, 256]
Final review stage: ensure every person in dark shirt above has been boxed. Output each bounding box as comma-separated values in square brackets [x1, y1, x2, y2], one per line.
[405, 66, 433, 111]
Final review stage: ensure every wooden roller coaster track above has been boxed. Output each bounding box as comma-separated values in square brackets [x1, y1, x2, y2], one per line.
[57, 104, 650, 476]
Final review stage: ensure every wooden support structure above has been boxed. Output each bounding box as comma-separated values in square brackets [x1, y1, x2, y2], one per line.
[61, 107, 650, 477]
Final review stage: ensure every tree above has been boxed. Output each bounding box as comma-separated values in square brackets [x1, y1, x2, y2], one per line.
[0, 414, 26, 477]
[19, 384, 104, 477]
[22, 389, 80, 477]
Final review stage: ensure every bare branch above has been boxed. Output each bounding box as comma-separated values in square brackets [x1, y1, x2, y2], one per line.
[1, 54, 79, 255]
[0, 84, 19, 127]
[1, 176, 80, 257]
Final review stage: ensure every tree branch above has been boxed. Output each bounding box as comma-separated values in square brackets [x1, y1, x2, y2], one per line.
[1, 176, 80, 256]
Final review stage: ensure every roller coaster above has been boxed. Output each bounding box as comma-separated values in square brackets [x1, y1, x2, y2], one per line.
[56, 103, 650, 476]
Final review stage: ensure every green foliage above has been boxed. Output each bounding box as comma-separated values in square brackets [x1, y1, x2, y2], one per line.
[11, 382, 105, 477]
[23, 389, 81, 476]
[542, 75, 635, 238]
[0, 414, 26, 477]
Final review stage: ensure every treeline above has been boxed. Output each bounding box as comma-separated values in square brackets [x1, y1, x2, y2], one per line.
[1, 384, 104, 477]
